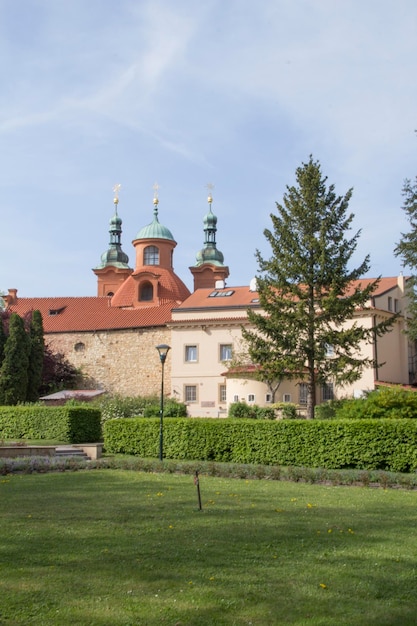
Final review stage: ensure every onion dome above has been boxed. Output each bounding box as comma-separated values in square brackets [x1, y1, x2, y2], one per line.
[135, 196, 174, 241]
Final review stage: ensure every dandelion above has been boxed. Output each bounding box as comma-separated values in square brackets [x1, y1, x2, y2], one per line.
[327, 528, 332, 533]
[290, 498, 297, 502]
[168, 525, 174, 529]
[209, 576, 215, 580]
[319, 583, 327, 589]
[156, 492, 164, 497]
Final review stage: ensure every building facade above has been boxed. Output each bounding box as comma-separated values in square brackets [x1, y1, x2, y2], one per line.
[3, 190, 415, 416]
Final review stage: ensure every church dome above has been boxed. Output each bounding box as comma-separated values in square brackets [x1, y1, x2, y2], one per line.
[135, 201, 174, 241]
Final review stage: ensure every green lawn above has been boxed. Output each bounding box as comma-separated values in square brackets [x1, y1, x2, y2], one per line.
[1, 470, 416, 625]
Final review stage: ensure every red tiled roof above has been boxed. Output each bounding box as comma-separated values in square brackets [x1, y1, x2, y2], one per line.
[7, 297, 176, 333]
[174, 278, 403, 311]
[111, 267, 190, 307]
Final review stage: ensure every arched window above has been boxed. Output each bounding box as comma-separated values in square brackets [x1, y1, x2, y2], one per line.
[144, 245, 159, 265]
[139, 282, 153, 301]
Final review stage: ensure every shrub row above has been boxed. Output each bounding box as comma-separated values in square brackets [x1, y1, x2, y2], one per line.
[104, 417, 417, 472]
[315, 387, 417, 420]
[0, 405, 102, 443]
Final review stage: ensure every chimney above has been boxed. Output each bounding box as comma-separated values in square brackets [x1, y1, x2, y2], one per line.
[397, 272, 405, 293]
[5, 288, 18, 306]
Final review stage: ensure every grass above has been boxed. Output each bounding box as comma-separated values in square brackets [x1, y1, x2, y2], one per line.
[1, 470, 417, 625]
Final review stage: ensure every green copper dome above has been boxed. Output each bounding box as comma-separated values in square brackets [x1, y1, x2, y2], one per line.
[194, 201, 226, 267]
[136, 203, 174, 241]
[95, 208, 130, 270]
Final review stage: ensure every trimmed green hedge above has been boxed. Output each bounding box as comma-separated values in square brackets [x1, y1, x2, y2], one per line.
[0, 406, 102, 443]
[104, 417, 417, 472]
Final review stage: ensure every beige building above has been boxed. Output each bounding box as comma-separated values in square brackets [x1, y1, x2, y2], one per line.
[3, 190, 415, 416]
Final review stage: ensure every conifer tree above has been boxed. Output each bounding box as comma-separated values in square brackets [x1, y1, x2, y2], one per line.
[0, 313, 30, 405]
[394, 176, 417, 340]
[0, 315, 6, 369]
[242, 156, 395, 419]
[26, 310, 45, 402]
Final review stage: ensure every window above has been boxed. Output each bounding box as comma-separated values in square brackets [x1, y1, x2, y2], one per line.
[394, 299, 399, 313]
[388, 296, 393, 312]
[139, 282, 153, 301]
[185, 345, 198, 362]
[219, 344, 232, 361]
[144, 245, 159, 265]
[248, 394, 255, 402]
[233, 394, 239, 402]
[74, 342, 85, 353]
[208, 290, 235, 298]
[299, 383, 308, 405]
[325, 344, 334, 357]
[322, 383, 334, 402]
[283, 393, 291, 403]
[185, 385, 197, 403]
[265, 393, 272, 403]
[219, 384, 227, 403]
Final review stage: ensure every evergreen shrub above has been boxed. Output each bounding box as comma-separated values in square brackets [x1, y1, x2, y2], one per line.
[103, 417, 417, 472]
[318, 387, 417, 420]
[0, 406, 101, 443]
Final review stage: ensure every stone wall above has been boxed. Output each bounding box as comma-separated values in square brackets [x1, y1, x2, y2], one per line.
[46, 327, 171, 396]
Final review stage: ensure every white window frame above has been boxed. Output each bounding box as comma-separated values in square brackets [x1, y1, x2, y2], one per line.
[219, 344, 233, 362]
[248, 394, 255, 402]
[184, 385, 197, 403]
[219, 384, 227, 403]
[299, 383, 308, 405]
[185, 345, 198, 363]
[283, 393, 291, 403]
[265, 393, 272, 403]
[233, 394, 239, 403]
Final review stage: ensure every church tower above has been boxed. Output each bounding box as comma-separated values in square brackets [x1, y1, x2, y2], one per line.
[93, 185, 132, 297]
[190, 187, 229, 290]
[110, 185, 190, 308]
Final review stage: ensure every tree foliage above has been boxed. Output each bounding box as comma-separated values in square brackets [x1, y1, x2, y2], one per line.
[0, 313, 30, 405]
[394, 176, 417, 340]
[242, 156, 395, 418]
[26, 310, 45, 402]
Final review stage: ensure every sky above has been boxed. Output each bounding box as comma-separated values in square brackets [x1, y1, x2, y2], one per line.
[0, 0, 416, 297]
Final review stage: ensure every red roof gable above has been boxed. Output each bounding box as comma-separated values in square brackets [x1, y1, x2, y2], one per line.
[6, 297, 175, 333]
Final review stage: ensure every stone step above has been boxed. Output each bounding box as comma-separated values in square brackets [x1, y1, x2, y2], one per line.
[55, 447, 90, 461]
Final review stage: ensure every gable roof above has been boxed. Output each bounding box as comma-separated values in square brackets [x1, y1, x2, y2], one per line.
[6, 296, 175, 333]
[174, 277, 404, 312]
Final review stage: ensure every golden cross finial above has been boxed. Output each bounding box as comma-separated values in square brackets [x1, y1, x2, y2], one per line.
[153, 182, 160, 205]
[113, 183, 121, 205]
[206, 182, 214, 204]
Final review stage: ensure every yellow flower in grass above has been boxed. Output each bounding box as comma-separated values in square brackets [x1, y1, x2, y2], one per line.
[319, 583, 327, 589]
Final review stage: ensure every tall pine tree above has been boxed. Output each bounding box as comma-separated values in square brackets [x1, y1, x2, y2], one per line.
[0, 313, 30, 405]
[26, 310, 45, 402]
[242, 156, 395, 419]
[394, 176, 417, 340]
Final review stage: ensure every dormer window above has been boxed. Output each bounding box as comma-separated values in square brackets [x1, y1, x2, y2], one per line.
[144, 245, 159, 265]
[139, 282, 153, 301]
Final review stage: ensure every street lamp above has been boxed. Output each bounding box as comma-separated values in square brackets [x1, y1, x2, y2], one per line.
[155, 344, 171, 461]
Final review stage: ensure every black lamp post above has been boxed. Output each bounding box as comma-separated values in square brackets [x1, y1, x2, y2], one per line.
[156, 344, 171, 461]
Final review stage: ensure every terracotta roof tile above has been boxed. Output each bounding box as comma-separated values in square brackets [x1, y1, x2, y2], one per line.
[7, 297, 176, 333]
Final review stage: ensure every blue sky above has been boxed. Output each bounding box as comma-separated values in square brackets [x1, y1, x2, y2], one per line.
[0, 0, 416, 297]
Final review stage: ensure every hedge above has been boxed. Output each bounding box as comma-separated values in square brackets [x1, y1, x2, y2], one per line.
[0, 406, 102, 443]
[103, 417, 417, 472]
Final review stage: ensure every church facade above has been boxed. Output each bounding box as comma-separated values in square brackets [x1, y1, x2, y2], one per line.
[3, 189, 415, 417]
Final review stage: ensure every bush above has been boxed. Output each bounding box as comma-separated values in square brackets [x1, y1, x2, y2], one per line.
[93, 394, 187, 424]
[334, 387, 417, 420]
[0, 405, 101, 443]
[314, 399, 347, 419]
[103, 417, 417, 472]
[274, 402, 298, 419]
[228, 402, 276, 420]
[228, 402, 255, 419]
